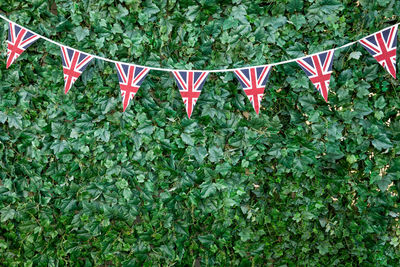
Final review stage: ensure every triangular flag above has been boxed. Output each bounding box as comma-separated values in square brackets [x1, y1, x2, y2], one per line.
[296, 50, 335, 102]
[172, 71, 209, 118]
[60, 46, 93, 94]
[234, 66, 272, 114]
[6, 22, 40, 68]
[359, 25, 398, 79]
[115, 63, 150, 112]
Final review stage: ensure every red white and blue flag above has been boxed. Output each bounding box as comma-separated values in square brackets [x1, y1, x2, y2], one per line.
[359, 25, 398, 79]
[234, 66, 272, 114]
[60, 46, 93, 94]
[172, 71, 209, 118]
[6, 22, 40, 69]
[296, 50, 335, 102]
[115, 63, 149, 111]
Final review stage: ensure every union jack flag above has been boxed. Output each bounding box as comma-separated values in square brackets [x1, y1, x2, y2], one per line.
[359, 25, 398, 79]
[296, 50, 335, 102]
[60, 46, 93, 94]
[115, 63, 149, 111]
[6, 22, 40, 69]
[172, 71, 209, 118]
[234, 66, 272, 114]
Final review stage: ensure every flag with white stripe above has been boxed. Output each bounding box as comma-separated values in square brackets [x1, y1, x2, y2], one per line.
[172, 71, 209, 118]
[234, 66, 272, 114]
[60, 46, 93, 94]
[359, 25, 398, 79]
[6, 22, 40, 68]
[296, 50, 335, 102]
[115, 62, 149, 111]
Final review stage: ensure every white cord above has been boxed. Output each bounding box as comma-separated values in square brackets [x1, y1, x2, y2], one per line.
[0, 14, 398, 73]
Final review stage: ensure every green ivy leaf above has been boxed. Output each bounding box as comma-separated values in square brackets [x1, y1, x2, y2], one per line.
[357, 81, 370, 98]
[374, 96, 386, 109]
[50, 140, 69, 154]
[372, 133, 393, 151]
[239, 228, 252, 242]
[208, 146, 223, 163]
[0, 207, 15, 222]
[287, 0, 304, 13]
[0, 111, 7, 123]
[198, 234, 214, 246]
[215, 162, 232, 176]
[143, 2, 160, 16]
[181, 133, 194, 146]
[191, 146, 208, 163]
[186, 6, 200, 22]
[377, 177, 392, 191]
[201, 183, 217, 198]
[73, 26, 90, 41]
[349, 51, 362, 60]
[94, 128, 111, 142]
[7, 112, 22, 129]
[290, 14, 307, 30]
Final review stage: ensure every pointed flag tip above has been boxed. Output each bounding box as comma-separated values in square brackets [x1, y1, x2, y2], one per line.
[234, 66, 270, 117]
[6, 59, 11, 69]
[60, 47, 94, 97]
[7, 24, 40, 70]
[173, 71, 208, 121]
[115, 63, 149, 114]
[359, 26, 397, 81]
[296, 52, 334, 105]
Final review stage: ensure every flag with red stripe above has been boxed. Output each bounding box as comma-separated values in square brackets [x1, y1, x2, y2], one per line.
[115, 62, 149, 111]
[234, 66, 272, 114]
[359, 25, 398, 79]
[60, 46, 93, 94]
[6, 22, 40, 69]
[172, 71, 209, 118]
[296, 50, 335, 102]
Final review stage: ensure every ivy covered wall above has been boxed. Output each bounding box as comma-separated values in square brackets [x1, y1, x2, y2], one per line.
[0, 0, 400, 265]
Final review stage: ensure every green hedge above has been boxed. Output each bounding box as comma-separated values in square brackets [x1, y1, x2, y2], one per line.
[1, 0, 400, 265]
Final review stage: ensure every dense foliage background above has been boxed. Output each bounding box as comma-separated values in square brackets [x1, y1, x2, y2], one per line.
[0, 0, 400, 265]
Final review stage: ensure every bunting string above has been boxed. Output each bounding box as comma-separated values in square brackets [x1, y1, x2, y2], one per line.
[0, 14, 399, 118]
[1, 14, 398, 72]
